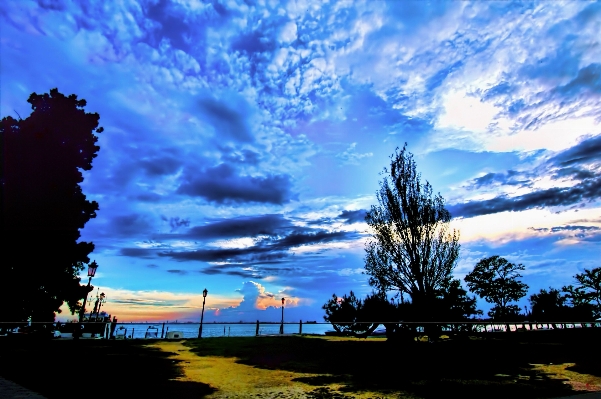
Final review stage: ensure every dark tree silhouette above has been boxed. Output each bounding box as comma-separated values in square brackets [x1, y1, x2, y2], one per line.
[364, 144, 460, 319]
[435, 278, 482, 322]
[1, 88, 103, 324]
[464, 256, 528, 321]
[322, 291, 385, 336]
[529, 287, 594, 322]
[562, 266, 601, 319]
[529, 288, 566, 322]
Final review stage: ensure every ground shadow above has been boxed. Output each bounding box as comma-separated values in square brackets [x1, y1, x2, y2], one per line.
[0, 337, 216, 399]
[186, 331, 601, 398]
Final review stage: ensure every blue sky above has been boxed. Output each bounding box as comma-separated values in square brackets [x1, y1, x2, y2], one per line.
[2, 0, 600, 322]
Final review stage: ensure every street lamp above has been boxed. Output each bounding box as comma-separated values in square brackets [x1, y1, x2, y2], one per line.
[280, 297, 285, 334]
[95, 292, 106, 319]
[79, 261, 98, 322]
[198, 288, 208, 338]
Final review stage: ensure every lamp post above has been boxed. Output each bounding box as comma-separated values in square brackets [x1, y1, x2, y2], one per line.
[198, 288, 208, 338]
[280, 297, 285, 334]
[79, 261, 98, 322]
[95, 292, 106, 319]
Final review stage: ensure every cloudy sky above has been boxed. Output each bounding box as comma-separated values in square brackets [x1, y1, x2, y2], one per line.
[2, 0, 600, 322]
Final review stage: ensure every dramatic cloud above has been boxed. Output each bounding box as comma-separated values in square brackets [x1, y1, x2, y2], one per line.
[208, 281, 314, 322]
[4, 0, 601, 321]
[466, 170, 531, 190]
[547, 134, 601, 168]
[187, 214, 291, 239]
[450, 175, 601, 218]
[177, 163, 296, 205]
[157, 230, 359, 265]
[338, 209, 368, 224]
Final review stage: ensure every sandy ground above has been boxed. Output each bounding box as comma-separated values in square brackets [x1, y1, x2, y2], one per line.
[149, 340, 391, 399]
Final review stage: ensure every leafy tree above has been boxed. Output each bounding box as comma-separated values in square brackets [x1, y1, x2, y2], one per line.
[322, 291, 384, 336]
[464, 256, 528, 321]
[529, 287, 594, 322]
[436, 278, 482, 322]
[1, 88, 103, 323]
[562, 266, 601, 319]
[364, 144, 461, 319]
[529, 288, 566, 321]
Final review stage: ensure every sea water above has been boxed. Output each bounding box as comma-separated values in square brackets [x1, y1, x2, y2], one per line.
[112, 322, 597, 339]
[113, 322, 332, 339]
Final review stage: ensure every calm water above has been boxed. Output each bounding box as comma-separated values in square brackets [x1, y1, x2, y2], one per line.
[114, 322, 332, 339]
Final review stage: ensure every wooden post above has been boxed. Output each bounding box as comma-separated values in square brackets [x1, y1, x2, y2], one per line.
[132, 328, 134, 339]
[299, 320, 302, 335]
[256, 320, 259, 336]
[161, 322, 165, 339]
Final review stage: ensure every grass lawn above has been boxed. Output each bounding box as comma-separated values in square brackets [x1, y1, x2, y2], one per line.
[1, 331, 600, 398]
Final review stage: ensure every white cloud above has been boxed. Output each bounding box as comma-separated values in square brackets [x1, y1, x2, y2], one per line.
[486, 116, 601, 153]
[450, 207, 601, 245]
[278, 21, 297, 44]
[336, 142, 373, 165]
[437, 91, 500, 133]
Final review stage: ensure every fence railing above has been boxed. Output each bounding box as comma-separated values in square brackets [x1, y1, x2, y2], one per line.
[1, 320, 599, 340]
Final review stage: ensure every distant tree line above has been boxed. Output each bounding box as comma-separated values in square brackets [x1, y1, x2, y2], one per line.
[323, 144, 600, 339]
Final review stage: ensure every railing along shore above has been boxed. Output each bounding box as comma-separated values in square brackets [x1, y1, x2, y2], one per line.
[1, 320, 599, 340]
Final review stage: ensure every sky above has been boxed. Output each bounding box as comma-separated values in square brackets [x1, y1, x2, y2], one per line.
[2, 0, 600, 323]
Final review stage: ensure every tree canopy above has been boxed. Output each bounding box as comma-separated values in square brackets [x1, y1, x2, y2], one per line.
[562, 266, 601, 320]
[1, 88, 103, 323]
[464, 256, 528, 321]
[322, 291, 384, 336]
[529, 287, 594, 322]
[364, 144, 461, 317]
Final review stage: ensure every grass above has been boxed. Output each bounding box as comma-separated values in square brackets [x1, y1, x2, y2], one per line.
[0, 336, 216, 398]
[1, 330, 600, 398]
[175, 333, 601, 398]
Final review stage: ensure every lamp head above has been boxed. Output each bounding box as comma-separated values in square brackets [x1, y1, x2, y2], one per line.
[281, 297, 285, 305]
[203, 288, 208, 298]
[87, 261, 98, 277]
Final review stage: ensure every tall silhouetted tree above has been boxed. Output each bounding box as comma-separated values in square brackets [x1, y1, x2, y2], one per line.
[1, 88, 103, 323]
[465, 256, 528, 321]
[364, 144, 460, 319]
